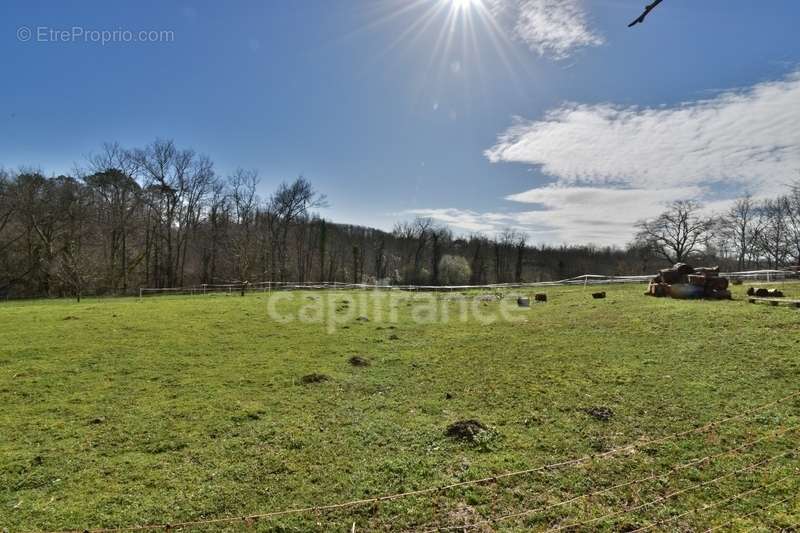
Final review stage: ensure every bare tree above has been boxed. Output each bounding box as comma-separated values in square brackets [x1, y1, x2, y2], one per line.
[0, 169, 13, 236]
[635, 200, 715, 264]
[467, 234, 490, 284]
[494, 229, 525, 283]
[199, 180, 229, 284]
[0, 169, 20, 294]
[755, 197, 790, 269]
[373, 232, 386, 282]
[12, 172, 68, 295]
[83, 172, 142, 292]
[719, 195, 762, 270]
[267, 176, 326, 281]
[785, 182, 800, 267]
[228, 168, 259, 287]
[83, 143, 143, 292]
[514, 232, 527, 282]
[131, 139, 215, 287]
[393, 217, 434, 283]
[430, 225, 451, 285]
[55, 185, 96, 302]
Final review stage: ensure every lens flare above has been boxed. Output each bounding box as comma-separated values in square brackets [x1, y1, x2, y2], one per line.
[346, 0, 537, 108]
[450, 0, 475, 10]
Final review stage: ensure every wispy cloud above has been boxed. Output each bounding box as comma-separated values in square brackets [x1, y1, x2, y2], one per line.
[408, 185, 703, 246]
[486, 70, 800, 194]
[490, 0, 604, 59]
[405, 208, 503, 234]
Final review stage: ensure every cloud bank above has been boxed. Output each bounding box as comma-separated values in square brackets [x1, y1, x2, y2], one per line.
[486, 71, 800, 193]
[409, 185, 704, 246]
[415, 71, 800, 246]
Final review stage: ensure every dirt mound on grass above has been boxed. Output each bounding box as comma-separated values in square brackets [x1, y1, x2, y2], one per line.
[446, 419, 488, 441]
[300, 373, 329, 384]
[348, 356, 370, 367]
[584, 406, 614, 421]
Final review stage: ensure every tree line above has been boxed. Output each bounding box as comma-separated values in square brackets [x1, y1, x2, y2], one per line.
[1, 139, 798, 299]
[634, 187, 800, 272]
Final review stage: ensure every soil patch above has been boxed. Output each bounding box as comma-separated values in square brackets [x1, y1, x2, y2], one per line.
[446, 419, 488, 441]
[584, 406, 614, 421]
[348, 356, 370, 367]
[300, 373, 330, 384]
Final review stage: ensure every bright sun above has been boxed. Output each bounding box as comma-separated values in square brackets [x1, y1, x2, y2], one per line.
[450, 0, 476, 10]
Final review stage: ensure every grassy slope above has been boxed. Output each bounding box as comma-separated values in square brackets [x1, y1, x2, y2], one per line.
[1, 283, 799, 531]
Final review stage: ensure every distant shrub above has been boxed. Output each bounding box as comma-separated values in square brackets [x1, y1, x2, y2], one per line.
[398, 265, 431, 285]
[438, 255, 472, 285]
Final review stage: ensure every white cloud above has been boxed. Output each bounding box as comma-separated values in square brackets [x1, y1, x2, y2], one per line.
[413, 71, 800, 247]
[490, 0, 604, 59]
[408, 185, 703, 246]
[504, 184, 701, 207]
[486, 70, 800, 195]
[406, 208, 500, 233]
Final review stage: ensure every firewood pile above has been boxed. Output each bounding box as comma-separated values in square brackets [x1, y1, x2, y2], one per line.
[747, 287, 784, 298]
[646, 263, 731, 300]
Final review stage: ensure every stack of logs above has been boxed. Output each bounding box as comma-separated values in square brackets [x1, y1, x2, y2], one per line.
[747, 287, 784, 298]
[646, 263, 731, 300]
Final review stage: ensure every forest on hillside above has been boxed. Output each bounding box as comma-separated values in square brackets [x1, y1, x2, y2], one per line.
[2, 140, 799, 299]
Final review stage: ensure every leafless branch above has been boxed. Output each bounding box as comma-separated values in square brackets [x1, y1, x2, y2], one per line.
[628, 0, 664, 27]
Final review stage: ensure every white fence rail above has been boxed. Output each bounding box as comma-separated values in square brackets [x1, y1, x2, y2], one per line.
[138, 270, 798, 297]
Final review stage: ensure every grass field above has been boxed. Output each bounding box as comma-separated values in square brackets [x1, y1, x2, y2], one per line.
[2, 283, 800, 532]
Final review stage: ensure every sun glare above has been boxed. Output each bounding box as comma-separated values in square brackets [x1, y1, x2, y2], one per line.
[350, 0, 534, 107]
[450, 0, 475, 10]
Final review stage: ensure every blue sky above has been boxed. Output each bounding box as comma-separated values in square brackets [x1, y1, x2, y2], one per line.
[2, 0, 800, 246]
